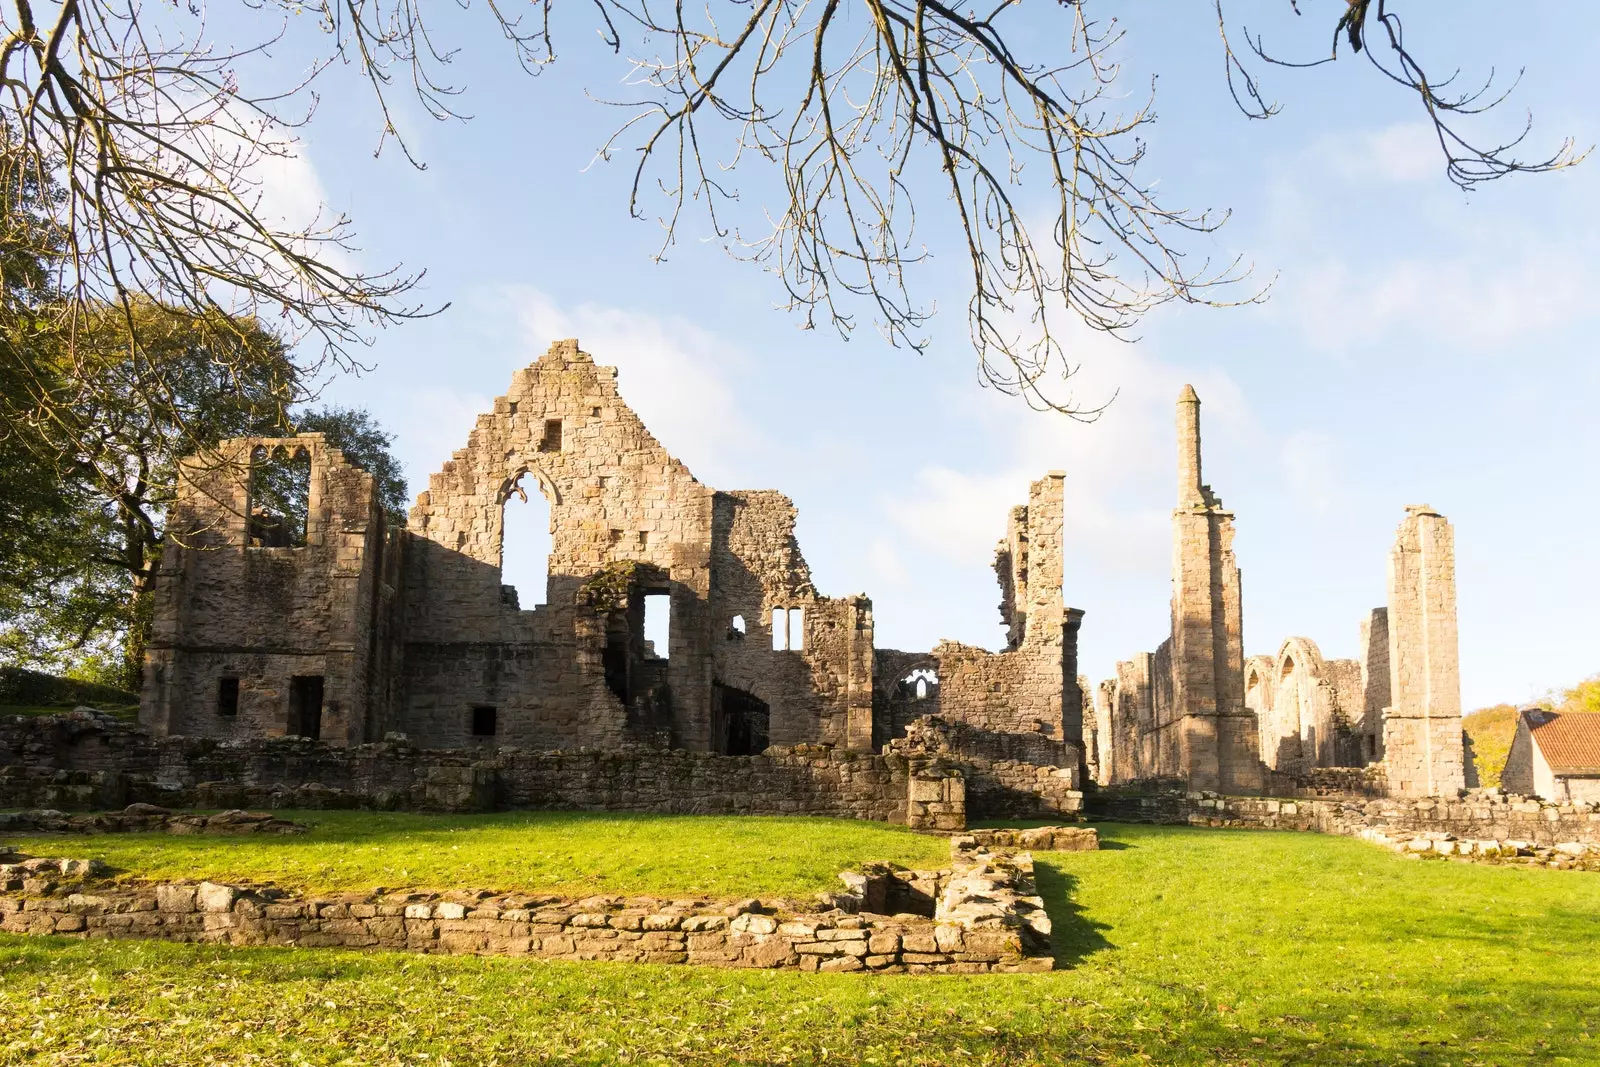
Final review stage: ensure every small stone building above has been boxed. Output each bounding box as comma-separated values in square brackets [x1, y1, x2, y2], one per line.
[1502, 709, 1600, 804]
[140, 340, 1085, 776]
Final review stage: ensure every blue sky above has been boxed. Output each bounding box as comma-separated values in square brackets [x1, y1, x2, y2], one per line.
[212, 2, 1598, 709]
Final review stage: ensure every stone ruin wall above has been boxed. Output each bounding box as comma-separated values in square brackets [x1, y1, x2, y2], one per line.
[132, 338, 1081, 782]
[0, 835, 1064, 974]
[399, 340, 719, 752]
[1087, 789, 1600, 847]
[1, 711, 1091, 827]
[1097, 388, 1260, 794]
[1093, 386, 1468, 800]
[141, 435, 396, 747]
[876, 475, 1086, 765]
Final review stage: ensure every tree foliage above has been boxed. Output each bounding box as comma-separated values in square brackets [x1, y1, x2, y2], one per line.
[293, 407, 411, 525]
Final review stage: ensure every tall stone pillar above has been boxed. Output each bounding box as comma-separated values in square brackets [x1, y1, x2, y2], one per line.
[1168, 386, 1262, 793]
[1381, 506, 1465, 796]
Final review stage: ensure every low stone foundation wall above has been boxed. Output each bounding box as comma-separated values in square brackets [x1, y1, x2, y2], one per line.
[1, 712, 965, 828]
[0, 840, 1055, 974]
[1089, 789, 1600, 847]
[965, 826, 1099, 852]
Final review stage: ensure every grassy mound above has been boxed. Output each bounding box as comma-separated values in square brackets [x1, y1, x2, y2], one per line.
[0, 811, 952, 898]
[1, 821, 1596, 1064]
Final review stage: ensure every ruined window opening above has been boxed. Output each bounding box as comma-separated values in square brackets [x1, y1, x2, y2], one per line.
[902, 668, 938, 701]
[507, 401, 519, 415]
[500, 472, 552, 609]
[287, 675, 324, 739]
[608, 529, 622, 544]
[541, 419, 563, 452]
[591, 407, 601, 417]
[471, 705, 498, 737]
[644, 593, 670, 660]
[216, 677, 240, 716]
[730, 614, 746, 637]
[714, 683, 770, 756]
[770, 605, 805, 651]
[771, 607, 788, 650]
[248, 444, 310, 548]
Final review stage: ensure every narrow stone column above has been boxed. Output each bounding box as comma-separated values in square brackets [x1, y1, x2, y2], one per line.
[1167, 386, 1261, 793]
[1382, 506, 1466, 797]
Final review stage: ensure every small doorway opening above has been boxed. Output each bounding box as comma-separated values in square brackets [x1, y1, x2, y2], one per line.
[287, 675, 324, 739]
[714, 683, 770, 756]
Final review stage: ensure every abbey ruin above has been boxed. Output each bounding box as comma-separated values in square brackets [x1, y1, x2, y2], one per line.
[128, 338, 1466, 806]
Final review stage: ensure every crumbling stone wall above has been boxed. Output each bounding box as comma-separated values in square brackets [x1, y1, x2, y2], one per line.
[0, 835, 1058, 973]
[0, 712, 962, 827]
[136, 339, 1083, 772]
[0, 876, 1048, 974]
[1088, 788, 1600, 846]
[141, 435, 395, 746]
[886, 717, 1083, 821]
[933, 476, 1085, 762]
[1097, 391, 1466, 799]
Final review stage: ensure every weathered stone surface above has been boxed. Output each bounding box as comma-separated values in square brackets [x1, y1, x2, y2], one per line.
[0, 850, 1057, 974]
[1094, 390, 1467, 802]
[124, 339, 1082, 784]
[1089, 788, 1600, 851]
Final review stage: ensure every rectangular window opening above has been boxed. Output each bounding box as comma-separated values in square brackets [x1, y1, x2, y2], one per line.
[287, 675, 324, 740]
[644, 593, 671, 660]
[771, 607, 788, 651]
[541, 419, 563, 452]
[217, 677, 240, 717]
[471, 705, 498, 737]
[787, 607, 805, 651]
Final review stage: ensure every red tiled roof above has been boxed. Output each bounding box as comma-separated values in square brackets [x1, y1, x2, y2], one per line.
[1524, 710, 1600, 776]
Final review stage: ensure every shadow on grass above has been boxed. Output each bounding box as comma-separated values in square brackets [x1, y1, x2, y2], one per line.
[1033, 861, 1113, 967]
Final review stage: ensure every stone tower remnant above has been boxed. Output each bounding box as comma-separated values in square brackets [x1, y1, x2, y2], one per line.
[1167, 386, 1261, 793]
[1380, 505, 1466, 797]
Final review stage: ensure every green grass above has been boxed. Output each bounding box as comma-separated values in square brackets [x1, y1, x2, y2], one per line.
[0, 811, 952, 899]
[2, 823, 1598, 1065]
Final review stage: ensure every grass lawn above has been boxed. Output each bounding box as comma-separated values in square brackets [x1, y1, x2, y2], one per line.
[1, 821, 1597, 1065]
[0, 811, 953, 899]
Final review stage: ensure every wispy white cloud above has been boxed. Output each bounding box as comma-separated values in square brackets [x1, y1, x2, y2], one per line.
[1279, 244, 1599, 353]
[881, 330, 1260, 587]
[1307, 122, 1439, 184]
